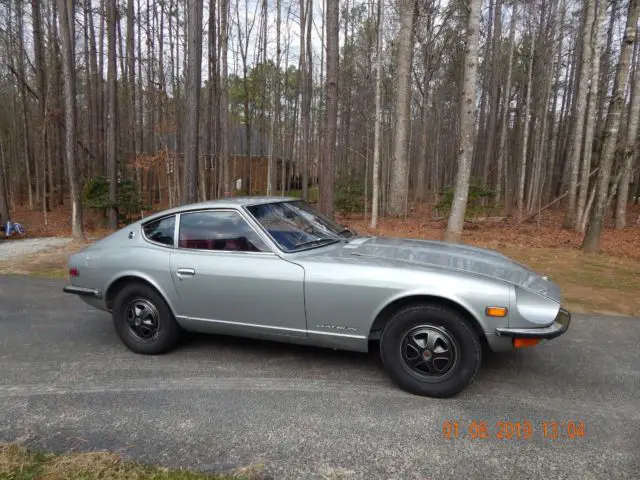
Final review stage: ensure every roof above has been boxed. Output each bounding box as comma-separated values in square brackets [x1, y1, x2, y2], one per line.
[139, 196, 299, 223]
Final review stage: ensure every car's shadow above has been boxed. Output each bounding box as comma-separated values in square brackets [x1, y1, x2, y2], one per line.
[173, 331, 530, 379]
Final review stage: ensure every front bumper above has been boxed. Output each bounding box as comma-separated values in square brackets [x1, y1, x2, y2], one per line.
[495, 307, 571, 339]
[63, 285, 101, 298]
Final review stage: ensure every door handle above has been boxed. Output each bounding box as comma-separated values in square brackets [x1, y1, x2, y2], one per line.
[176, 267, 196, 278]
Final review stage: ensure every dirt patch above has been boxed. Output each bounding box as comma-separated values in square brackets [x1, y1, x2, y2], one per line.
[0, 239, 91, 278]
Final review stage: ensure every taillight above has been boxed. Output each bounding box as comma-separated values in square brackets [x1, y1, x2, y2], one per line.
[69, 267, 79, 277]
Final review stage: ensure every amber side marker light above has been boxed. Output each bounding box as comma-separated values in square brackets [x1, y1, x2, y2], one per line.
[514, 338, 540, 348]
[485, 306, 508, 317]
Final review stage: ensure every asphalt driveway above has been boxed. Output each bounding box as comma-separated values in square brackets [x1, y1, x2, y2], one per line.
[0, 275, 638, 479]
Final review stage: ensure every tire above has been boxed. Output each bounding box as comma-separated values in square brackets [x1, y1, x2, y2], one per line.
[112, 282, 180, 355]
[379, 303, 481, 398]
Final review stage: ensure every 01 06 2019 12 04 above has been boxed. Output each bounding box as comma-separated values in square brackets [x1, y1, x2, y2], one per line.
[441, 419, 586, 441]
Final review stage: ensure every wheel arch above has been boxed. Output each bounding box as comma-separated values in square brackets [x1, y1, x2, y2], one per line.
[105, 274, 177, 318]
[368, 295, 486, 344]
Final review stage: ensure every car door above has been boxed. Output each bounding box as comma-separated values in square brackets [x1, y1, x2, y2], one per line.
[169, 208, 307, 338]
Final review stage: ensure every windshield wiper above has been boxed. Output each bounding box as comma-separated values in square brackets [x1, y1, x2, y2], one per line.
[294, 238, 340, 249]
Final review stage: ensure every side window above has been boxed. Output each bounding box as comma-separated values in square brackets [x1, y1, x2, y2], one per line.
[178, 211, 270, 253]
[142, 215, 176, 246]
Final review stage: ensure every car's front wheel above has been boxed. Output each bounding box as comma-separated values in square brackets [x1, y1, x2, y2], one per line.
[112, 282, 180, 355]
[379, 303, 481, 398]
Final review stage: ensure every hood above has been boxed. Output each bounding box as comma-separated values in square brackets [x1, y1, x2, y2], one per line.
[312, 236, 562, 303]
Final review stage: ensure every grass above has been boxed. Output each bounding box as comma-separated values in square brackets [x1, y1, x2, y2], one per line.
[501, 247, 640, 316]
[0, 443, 258, 480]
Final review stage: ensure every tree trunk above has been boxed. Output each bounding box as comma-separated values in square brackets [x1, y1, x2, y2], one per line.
[482, 0, 503, 186]
[299, 0, 310, 201]
[614, 32, 640, 229]
[495, 3, 517, 207]
[387, 0, 417, 216]
[370, 0, 384, 228]
[564, 0, 596, 228]
[58, 0, 84, 240]
[126, 0, 136, 169]
[106, 0, 118, 229]
[517, 22, 536, 221]
[320, 0, 339, 217]
[444, 0, 481, 242]
[0, 136, 9, 223]
[576, 0, 607, 231]
[582, 0, 639, 252]
[183, 0, 204, 204]
[31, 0, 48, 211]
[219, 0, 230, 195]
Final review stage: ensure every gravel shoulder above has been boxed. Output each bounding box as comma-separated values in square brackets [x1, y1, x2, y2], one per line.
[0, 238, 74, 261]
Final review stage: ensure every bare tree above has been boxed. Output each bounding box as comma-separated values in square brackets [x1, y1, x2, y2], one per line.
[615, 34, 640, 229]
[388, 0, 417, 216]
[0, 136, 9, 223]
[57, 0, 84, 240]
[564, 0, 596, 228]
[183, 0, 204, 204]
[517, 9, 536, 222]
[106, 0, 118, 228]
[582, 0, 639, 252]
[444, 0, 481, 242]
[320, 0, 339, 216]
[370, 0, 384, 228]
[576, 0, 607, 231]
[495, 2, 517, 207]
[219, 0, 230, 195]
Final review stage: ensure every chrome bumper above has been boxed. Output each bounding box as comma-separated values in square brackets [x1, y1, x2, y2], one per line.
[63, 285, 101, 298]
[495, 308, 571, 339]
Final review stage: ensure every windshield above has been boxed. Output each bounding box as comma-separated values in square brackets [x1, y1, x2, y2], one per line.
[245, 200, 355, 252]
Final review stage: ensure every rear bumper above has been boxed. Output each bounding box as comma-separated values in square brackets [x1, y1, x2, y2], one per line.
[63, 285, 101, 298]
[495, 307, 571, 339]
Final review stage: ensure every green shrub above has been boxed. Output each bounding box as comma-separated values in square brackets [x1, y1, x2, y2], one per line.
[83, 175, 149, 226]
[434, 179, 494, 219]
[334, 179, 365, 213]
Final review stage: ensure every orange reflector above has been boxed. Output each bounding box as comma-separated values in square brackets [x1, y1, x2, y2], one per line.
[485, 306, 508, 317]
[513, 338, 540, 348]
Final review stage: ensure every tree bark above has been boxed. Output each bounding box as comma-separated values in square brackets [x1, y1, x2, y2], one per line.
[0, 136, 9, 223]
[614, 32, 640, 229]
[320, 0, 339, 217]
[444, 0, 481, 242]
[106, 0, 118, 229]
[219, 0, 230, 195]
[388, 0, 417, 216]
[576, 0, 607, 231]
[370, 0, 384, 228]
[495, 3, 517, 207]
[564, 0, 596, 228]
[517, 19, 536, 221]
[183, 0, 204, 204]
[582, 0, 639, 252]
[58, 0, 84, 240]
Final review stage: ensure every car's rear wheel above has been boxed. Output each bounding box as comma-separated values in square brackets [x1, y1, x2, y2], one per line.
[379, 304, 481, 398]
[112, 282, 180, 354]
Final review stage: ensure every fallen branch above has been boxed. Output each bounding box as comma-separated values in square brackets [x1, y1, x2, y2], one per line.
[517, 167, 600, 225]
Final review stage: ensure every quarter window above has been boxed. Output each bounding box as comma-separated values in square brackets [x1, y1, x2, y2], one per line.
[178, 210, 269, 252]
[142, 215, 176, 246]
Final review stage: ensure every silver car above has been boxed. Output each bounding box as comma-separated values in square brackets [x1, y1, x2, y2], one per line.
[64, 197, 570, 397]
